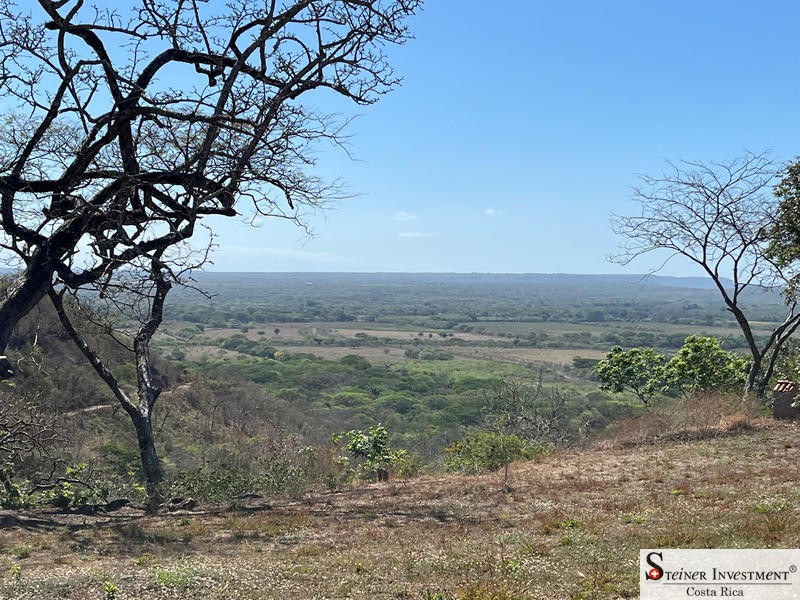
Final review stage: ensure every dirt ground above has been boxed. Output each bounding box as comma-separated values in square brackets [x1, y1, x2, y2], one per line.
[2, 416, 799, 599]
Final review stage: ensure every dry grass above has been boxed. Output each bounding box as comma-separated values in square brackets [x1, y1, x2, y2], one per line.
[597, 392, 762, 448]
[175, 320, 608, 367]
[2, 412, 800, 599]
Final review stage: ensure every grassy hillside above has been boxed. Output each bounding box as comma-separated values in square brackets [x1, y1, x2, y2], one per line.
[1, 404, 798, 599]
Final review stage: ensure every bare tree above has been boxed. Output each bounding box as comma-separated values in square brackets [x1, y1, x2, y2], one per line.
[47, 241, 208, 509]
[483, 377, 568, 447]
[0, 391, 59, 504]
[611, 152, 800, 397]
[0, 0, 421, 376]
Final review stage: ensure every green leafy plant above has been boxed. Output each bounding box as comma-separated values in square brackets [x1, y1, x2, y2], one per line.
[6, 545, 31, 559]
[103, 580, 119, 600]
[0, 480, 35, 509]
[332, 424, 409, 482]
[595, 346, 668, 405]
[444, 431, 534, 476]
[7, 563, 21, 582]
[666, 336, 748, 395]
[152, 565, 202, 590]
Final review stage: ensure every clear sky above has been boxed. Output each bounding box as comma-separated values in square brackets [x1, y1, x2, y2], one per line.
[201, 1, 800, 275]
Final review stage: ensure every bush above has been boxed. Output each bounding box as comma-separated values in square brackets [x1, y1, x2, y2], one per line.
[444, 432, 536, 475]
[418, 349, 452, 361]
[332, 424, 410, 482]
[340, 355, 371, 370]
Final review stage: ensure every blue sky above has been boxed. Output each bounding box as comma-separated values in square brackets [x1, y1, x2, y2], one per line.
[204, 1, 800, 275]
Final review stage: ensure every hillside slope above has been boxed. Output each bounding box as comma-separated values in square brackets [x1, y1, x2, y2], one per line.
[1, 416, 798, 599]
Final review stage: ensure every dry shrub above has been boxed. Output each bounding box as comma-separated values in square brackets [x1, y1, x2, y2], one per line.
[601, 392, 759, 447]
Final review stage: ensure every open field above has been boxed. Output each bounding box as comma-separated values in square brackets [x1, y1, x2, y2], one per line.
[165, 321, 509, 344]
[168, 320, 776, 347]
[470, 320, 779, 338]
[183, 342, 608, 367]
[168, 319, 609, 368]
[2, 412, 799, 600]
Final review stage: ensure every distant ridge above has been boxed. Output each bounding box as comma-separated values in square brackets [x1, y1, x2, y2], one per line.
[0, 268, 745, 291]
[194, 271, 729, 291]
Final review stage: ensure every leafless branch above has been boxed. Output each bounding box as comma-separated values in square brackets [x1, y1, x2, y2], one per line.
[611, 151, 799, 396]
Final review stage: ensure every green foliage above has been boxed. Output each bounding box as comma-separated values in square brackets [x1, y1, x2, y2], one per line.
[7, 563, 21, 582]
[332, 423, 409, 481]
[572, 356, 600, 370]
[6, 545, 31, 559]
[1, 463, 113, 510]
[596, 337, 749, 403]
[219, 334, 276, 358]
[768, 159, 800, 295]
[103, 580, 119, 600]
[340, 354, 370, 370]
[151, 565, 203, 590]
[666, 336, 748, 395]
[10, 272, 790, 513]
[417, 348, 452, 361]
[443, 432, 535, 475]
[166, 272, 789, 333]
[42, 478, 109, 509]
[595, 346, 668, 405]
[773, 339, 800, 382]
[0, 481, 35, 509]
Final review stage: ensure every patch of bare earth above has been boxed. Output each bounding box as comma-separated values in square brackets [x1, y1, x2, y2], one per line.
[2, 418, 800, 599]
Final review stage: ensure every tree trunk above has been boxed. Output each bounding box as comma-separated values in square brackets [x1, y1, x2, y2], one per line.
[745, 355, 762, 398]
[131, 410, 163, 511]
[48, 287, 165, 511]
[0, 254, 54, 374]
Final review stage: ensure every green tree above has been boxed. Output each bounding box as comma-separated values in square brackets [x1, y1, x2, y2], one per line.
[595, 346, 668, 405]
[333, 424, 408, 482]
[666, 336, 748, 395]
[769, 159, 800, 296]
[772, 339, 800, 383]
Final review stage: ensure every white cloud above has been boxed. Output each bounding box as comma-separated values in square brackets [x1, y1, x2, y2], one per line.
[485, 208, 503, 217]
[393, 211, 417, 221]
[397, 231, 436, 238]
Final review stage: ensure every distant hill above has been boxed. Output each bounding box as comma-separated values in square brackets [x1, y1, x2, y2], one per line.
[193, 271, 729, 290]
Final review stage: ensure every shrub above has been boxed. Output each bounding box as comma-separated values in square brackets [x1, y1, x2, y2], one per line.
[332, 424, 409, 482]
[418, 349, 452, 361]
[444, 432, 536, 475]
[340, 355, 371, 370]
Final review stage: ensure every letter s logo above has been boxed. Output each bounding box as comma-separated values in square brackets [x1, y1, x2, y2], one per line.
[645, 552, 663, 580]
